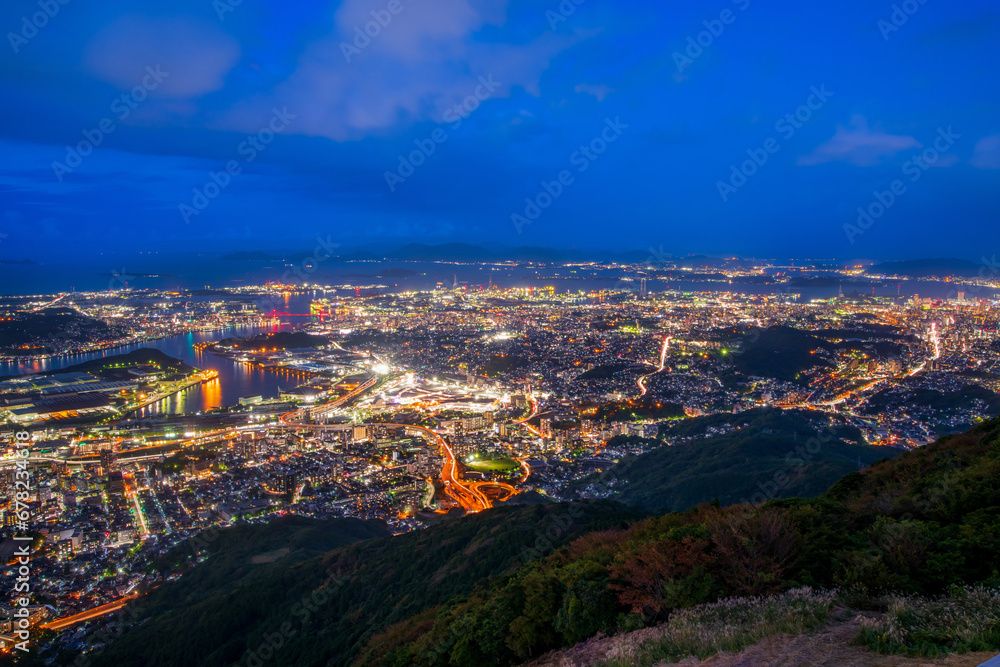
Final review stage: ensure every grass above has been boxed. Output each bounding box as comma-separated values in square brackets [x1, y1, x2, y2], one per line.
[464, 457, 519, 472]
[599, 587, 838, 666]
[855, 585, 1000, 657]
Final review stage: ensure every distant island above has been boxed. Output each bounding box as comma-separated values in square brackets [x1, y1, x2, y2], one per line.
[97, 272, 177, 278]
[215, 247, 991, 276]
[52, 348, 195, 379]
[0, 348, 195, 382]
[378, 267, 418, 278]
[221, 251, 275, 261]
[866, 258, 982, 278]
[216, 243, 739, 265]
[0, 308, 125, 357]
[211, 330, 330, 353]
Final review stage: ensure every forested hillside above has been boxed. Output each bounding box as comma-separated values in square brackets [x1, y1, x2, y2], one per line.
[82, 417, 1000, 667]
[573, 408, 900, 511]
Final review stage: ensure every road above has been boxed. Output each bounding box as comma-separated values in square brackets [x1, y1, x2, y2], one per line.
[30, 293, 67, 312]
[515, 395, 541, 436]
[269, 415, 512, 512]
[0, 429, 233, 469]
[275, 372, 516, 511]
[42, 594, 138, 631]
[379, 422, 500, 511]
[637, 335, 671, 398]
[124, 474, 149, 538]
[280, 376, 379, 424]
[517, 457, 531, 482]
[127, 369, 219, 414]
[13, 373, 512, 515]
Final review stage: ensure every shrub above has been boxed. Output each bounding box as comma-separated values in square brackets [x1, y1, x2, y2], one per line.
[708, 506, 796, 596]
[600, 587, 837, 666]
[856, 585, 1000, 656]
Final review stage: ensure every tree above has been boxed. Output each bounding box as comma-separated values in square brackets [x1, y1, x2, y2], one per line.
[554, 579, 617, 644]
[608, 535, 713, 617]
[708, 506, 795, 595]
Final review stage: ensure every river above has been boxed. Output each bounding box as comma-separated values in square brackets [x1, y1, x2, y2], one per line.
[0, 298, 323, 414]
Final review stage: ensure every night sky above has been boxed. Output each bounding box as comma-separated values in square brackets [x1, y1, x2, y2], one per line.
[1, 0, 998, 261]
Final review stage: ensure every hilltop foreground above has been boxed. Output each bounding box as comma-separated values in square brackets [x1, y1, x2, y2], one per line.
[527, 611, 998, 666]
[78, 417, 1000, 667]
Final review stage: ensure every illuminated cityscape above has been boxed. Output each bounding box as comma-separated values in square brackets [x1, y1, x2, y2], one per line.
[2, 255, 999, 659]
[3, 0, 1000, 663]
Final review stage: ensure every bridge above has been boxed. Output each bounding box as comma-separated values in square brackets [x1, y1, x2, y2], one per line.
[261, 307, 333, 319]
[41, 594, 138, 631]
[279, 376, 379, 424]
[0, 430, 232, 469]
[277, 379, 519, 512]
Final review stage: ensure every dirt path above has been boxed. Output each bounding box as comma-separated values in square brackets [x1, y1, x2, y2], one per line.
[525, 612, 996, 667]
[676, 615, 994, 667]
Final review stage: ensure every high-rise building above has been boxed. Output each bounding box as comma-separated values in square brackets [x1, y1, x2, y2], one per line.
[279, 473, 297, 498]
[100, 449, 116, 472]
[56, 540, 74, 560]
[107, 472, 125, 496]
[241, 439, 269, 460]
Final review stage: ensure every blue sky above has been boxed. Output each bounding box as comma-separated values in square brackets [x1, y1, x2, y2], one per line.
[1, 0, 998, 261]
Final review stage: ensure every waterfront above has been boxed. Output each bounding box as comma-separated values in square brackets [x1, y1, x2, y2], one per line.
[3, 254, 996, 301]
[0, 319, 306, 414]
[1, 273, 996, 417]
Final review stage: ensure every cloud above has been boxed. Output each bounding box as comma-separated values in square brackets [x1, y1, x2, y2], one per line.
[971, 134, 1000, 169]
[798, 115, 921, 166]
[912, 11, 999, 46]
[219, 0, 579, 140]
[574, 83, 614, 102]
[333, 0, 503, 61]
[84, 16, 241, 98]
[934, 153, 960, 168]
